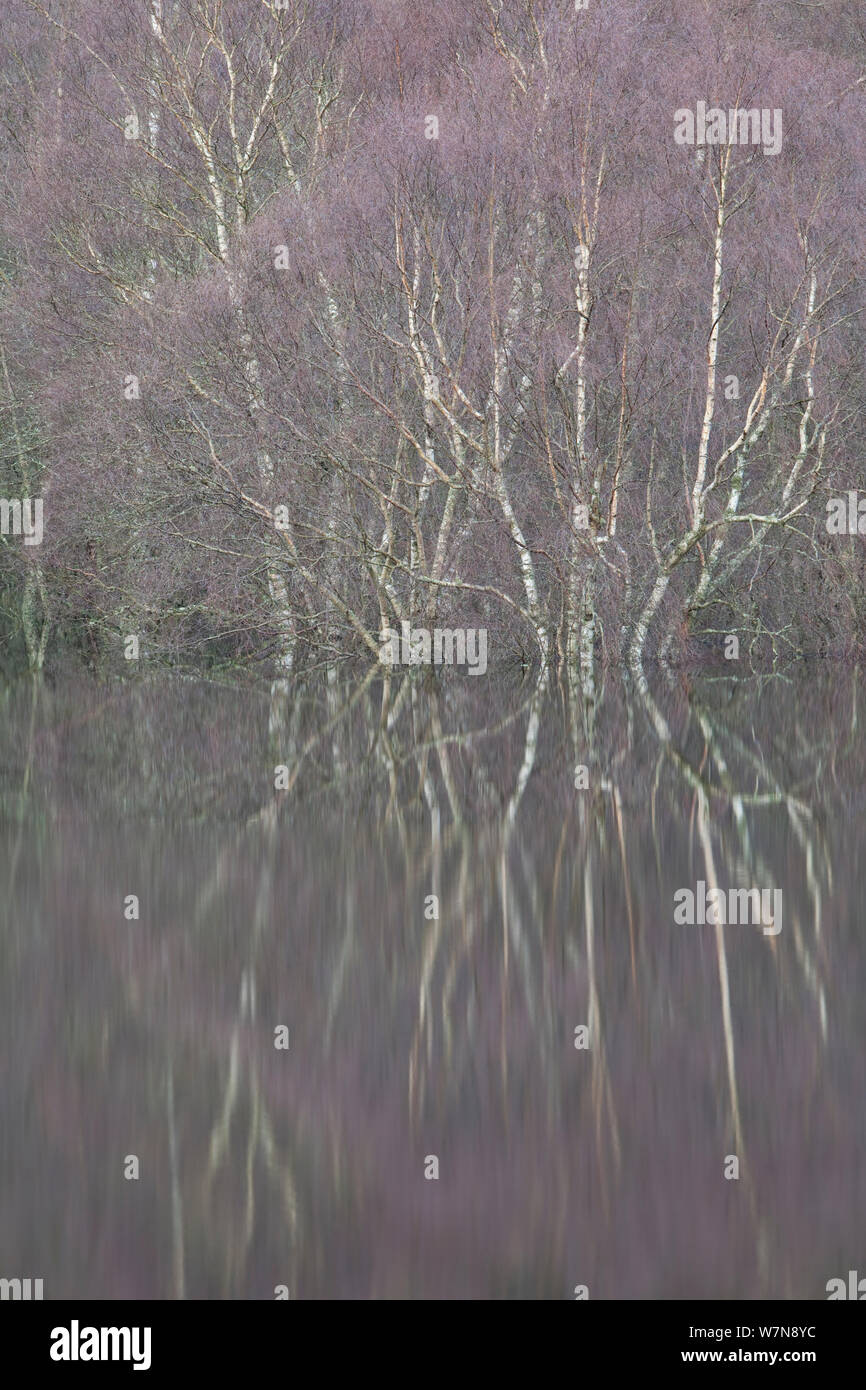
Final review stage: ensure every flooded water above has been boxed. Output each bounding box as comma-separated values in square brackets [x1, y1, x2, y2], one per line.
[1, 663, 864, 1299]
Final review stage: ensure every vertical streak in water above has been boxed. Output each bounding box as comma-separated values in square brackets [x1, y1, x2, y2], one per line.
[166, 1061, 186, 1300]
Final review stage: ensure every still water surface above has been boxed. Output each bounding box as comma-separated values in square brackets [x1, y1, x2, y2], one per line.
[1, 664, 863, 1298]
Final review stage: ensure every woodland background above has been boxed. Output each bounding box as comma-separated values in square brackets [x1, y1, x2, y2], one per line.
[1, 0, 865, 689]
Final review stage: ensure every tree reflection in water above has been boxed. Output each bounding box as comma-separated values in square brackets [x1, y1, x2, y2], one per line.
[0, 661, 861, 1298]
